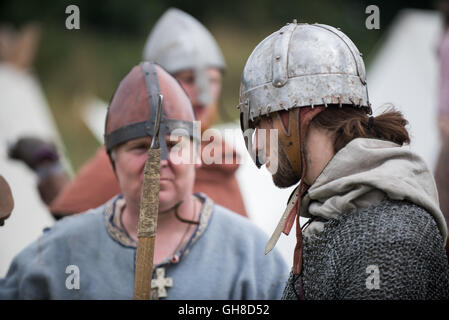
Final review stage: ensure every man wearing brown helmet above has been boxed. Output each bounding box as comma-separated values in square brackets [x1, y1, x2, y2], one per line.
[0, 62, 288, 299]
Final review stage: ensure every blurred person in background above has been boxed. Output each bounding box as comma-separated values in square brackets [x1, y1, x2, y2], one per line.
[1, 24, 70, 206]
[9, 8, 247, 219]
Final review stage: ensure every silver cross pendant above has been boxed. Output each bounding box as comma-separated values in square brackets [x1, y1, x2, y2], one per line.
[151, 267, 173, 299]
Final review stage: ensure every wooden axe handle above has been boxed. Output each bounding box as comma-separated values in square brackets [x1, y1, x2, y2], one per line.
[133, 148, 160, 300]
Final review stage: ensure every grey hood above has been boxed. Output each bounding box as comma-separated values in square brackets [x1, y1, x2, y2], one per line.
[301, 138, 447, 244]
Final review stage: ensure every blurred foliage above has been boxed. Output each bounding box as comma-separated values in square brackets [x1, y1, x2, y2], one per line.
[0, 0, 434, 170]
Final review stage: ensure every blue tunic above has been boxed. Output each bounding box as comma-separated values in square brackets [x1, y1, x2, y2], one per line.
[0, 194, 289, 299]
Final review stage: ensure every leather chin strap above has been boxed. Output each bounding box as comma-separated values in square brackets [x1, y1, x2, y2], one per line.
[273, 109, 302, 178]
[278, 107, 325, 277]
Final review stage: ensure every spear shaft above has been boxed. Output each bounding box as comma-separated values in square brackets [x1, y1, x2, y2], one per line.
[133, 95, 163, 300]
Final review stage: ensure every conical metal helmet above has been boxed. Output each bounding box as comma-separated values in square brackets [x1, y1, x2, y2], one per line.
[238, 22, 371, 135]
[143, 8, 226, 105]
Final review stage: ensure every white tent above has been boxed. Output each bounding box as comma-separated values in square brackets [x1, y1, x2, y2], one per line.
[367, 9, 443, 170]
[0, 64, 70, 276]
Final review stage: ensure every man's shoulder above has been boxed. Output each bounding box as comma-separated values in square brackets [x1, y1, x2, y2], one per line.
[320, 199, 447, 259]
[211, 204, 264, 234]
[326, 199, 440, 240]
[206, 203, 288, 271]
[308, 199, 449, 299]
[10, 204, 106, 271]
[207, 203, 278, 253]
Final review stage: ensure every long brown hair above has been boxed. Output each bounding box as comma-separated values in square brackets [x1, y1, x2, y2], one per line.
[310, 105, 411, 153]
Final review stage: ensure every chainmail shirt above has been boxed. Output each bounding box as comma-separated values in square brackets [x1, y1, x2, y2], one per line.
[282, 199, 449, 299]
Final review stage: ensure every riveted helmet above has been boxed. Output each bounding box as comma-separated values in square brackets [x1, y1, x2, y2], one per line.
[238, 22, 371, 168]
[143, 8, 226, 106]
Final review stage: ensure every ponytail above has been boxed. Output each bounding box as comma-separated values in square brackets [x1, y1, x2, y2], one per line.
[311, 105, 410, 153]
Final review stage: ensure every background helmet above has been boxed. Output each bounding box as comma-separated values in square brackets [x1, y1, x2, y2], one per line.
[143, 8, 226, 106]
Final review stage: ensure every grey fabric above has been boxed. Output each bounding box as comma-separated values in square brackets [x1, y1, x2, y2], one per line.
[282, 199, 449, 300]
[301, 138, 448, 244]
[0, 194, 289, 299]
[267, 138, 448, 255]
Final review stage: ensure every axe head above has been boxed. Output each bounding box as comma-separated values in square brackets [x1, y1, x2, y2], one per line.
[0, 175, 14, 226]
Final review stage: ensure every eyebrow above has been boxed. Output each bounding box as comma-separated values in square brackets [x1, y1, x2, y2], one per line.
[126, 138, 150, 145]
[125, 135, 186, 147]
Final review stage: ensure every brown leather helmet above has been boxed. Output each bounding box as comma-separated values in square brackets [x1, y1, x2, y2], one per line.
[104, 62, 199, 161]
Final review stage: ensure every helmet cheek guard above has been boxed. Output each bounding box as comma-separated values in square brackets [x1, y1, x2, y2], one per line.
[239, 98, 262, 168]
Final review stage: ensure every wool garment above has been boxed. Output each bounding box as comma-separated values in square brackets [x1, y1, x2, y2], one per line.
[282, 199, 449, 299]
[0, 193, 288, 299]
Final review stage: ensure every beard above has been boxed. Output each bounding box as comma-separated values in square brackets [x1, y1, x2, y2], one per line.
[271, 146, 300, 188]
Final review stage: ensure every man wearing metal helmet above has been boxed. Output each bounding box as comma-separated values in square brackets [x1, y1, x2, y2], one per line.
[239, 22, 449, 299]
[0, 62, 288, 299]
[142, 7, 225, 132]
[0, 176, 14, 227]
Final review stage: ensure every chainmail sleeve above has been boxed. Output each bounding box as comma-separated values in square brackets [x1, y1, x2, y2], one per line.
[284, 199, 449, 300]
[335, 201, 449, 299]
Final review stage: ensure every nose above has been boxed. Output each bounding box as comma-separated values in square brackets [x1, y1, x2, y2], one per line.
[187, 86, 200, 107]
[160, 158, 169, 168]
